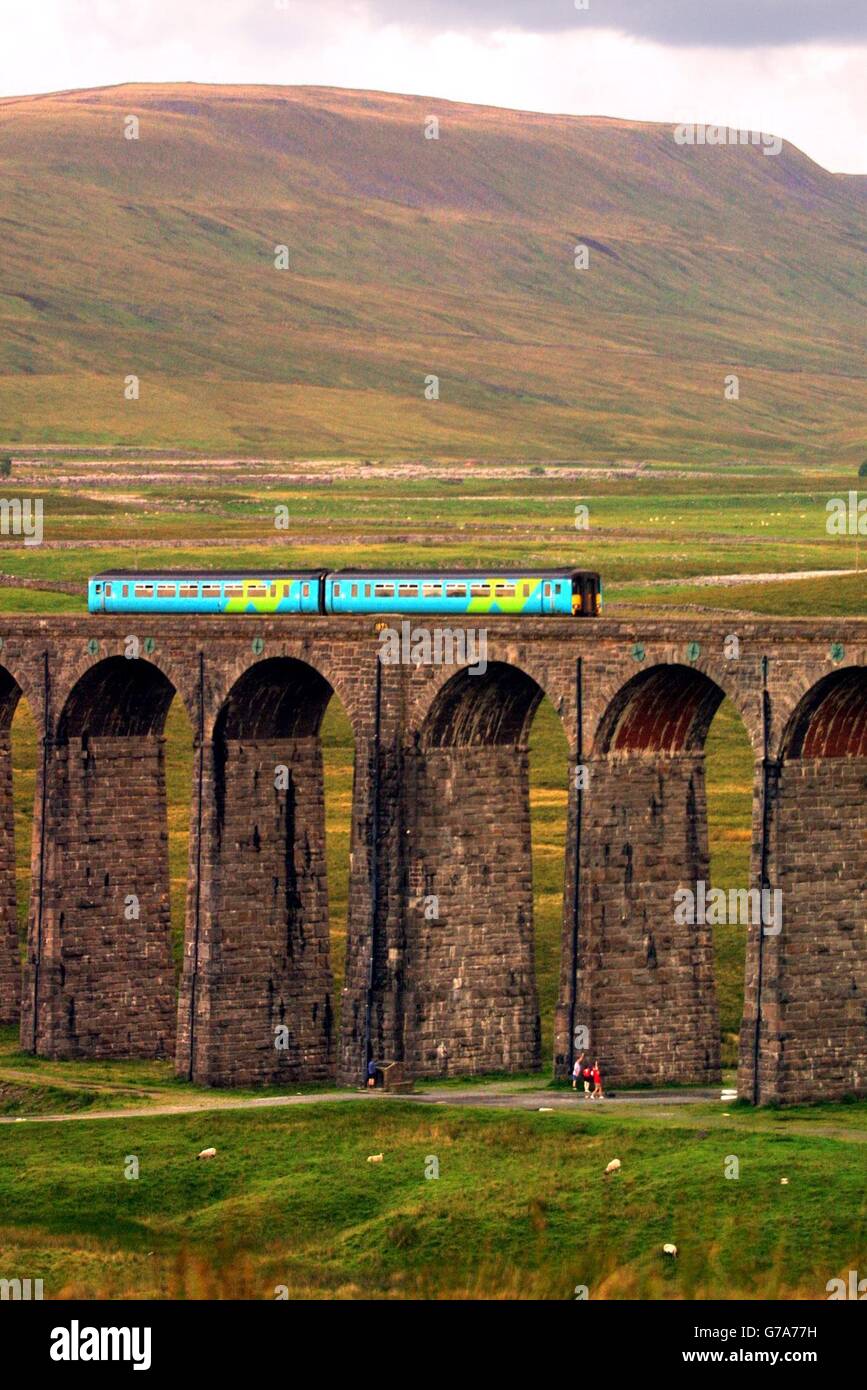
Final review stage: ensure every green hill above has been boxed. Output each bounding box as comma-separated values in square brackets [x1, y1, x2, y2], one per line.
[0, 83, 864, 461]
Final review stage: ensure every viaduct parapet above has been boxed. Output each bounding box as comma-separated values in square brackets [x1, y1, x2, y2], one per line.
[0, 615, 862, 1104]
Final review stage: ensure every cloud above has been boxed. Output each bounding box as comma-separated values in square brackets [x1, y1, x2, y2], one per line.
[349, 0, 867, 48]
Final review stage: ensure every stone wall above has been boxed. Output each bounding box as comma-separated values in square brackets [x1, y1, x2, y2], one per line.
[0, 727, 20, 1025]
[400, 743, 540, 1076]
[577, 751, 721, 1086]
[741, 757, 867, 1102]
[176, 735, 334, 1086]
[21, 735, 175, 1058]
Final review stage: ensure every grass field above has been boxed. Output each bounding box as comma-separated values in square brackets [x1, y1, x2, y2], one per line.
[1, 1096, 865, 1299]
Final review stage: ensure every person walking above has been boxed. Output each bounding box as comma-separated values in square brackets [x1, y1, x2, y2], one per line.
[572, 1050, 586, 1091]
[591, 1058, 604, 1100]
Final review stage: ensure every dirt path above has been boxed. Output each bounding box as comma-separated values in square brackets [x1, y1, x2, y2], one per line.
[635, 568, 856, 589]
[3, 1082, 864, 1144]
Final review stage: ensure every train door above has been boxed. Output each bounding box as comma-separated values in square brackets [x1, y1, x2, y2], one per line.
[542, 580, 556, 614]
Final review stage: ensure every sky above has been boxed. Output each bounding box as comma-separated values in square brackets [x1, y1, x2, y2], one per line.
[2, 0, 865, 173]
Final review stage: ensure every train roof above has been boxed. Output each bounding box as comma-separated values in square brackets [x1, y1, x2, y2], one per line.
[331, 568, 600, 579]
[91, 567, 600, 580]
[90, 570, 326, 580]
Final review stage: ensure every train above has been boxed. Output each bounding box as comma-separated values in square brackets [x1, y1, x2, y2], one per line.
[87, 568, 602, 617]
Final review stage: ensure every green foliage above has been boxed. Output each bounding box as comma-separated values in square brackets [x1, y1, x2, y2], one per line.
[0, 1098, 864, 1298]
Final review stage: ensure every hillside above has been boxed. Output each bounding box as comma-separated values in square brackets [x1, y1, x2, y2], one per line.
[0, 83, 864, 461]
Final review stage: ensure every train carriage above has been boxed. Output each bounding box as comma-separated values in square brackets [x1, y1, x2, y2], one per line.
[89, 570, 326, 614]
[88, 568, 601, 616]
[325, 569, 600, 616]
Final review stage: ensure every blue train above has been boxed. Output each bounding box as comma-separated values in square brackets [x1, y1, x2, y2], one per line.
[88, 568, 602, 617]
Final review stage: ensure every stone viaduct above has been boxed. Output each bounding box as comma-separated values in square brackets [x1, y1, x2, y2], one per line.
[0, 615, 864, 1105]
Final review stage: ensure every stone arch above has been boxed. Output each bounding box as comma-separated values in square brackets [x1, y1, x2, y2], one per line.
[22, 656, 179, 1059]
[420, 661, 544, 749]
[177, 655, 347, 1087]
[780, 666, 867, 759]
[57, 654, 176, 739]
[406, 647, 572, 748]
[55, 645, 197, 735]
[401, 660, 557, 1078]
[574, 661, 755, 1088]
[595, 663, 726, 755]
[742, 667, 867, 1101]
[201, 647, 364, 746]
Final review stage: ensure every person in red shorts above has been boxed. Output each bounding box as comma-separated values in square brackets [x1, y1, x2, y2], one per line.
[591, 1058, 604, 1099]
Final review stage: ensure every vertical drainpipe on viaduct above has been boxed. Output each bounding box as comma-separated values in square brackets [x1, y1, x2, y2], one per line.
[30, 650, 51, 1052]
[753, 654, 779, 1105]
[363, 653, 382, 1082]
[187, 651, 205, 1081]
[567, 657, 584, 1073]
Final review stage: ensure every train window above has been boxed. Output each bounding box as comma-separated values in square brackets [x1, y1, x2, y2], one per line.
[334, 584, 341, 596]
[351, 584, 358, 598]
[135, 584, 154, 597]
[399, 584, 418, 597]
[224, 585, 242, 597]
[365, 584, 372, 598]
[543, 583, 551, 597]
[302, 583, 309, 597]
[157, 585, 176, 598]
[422, 583, 442, 597]
[470, 583, 490, 597]
[202, 584, 221, 597]
[122, 585, 129, 598]
[269, 584, 276, 597]
[105, 584, 113, 597]
[446, 584, 466, 597]
[180, 585, 198, 598]
[522, 583, 530, 597]
[495, 584, 516, 598]
[282, 584, 290, 596]
[247, 585, 267, 597]
[375, 584, 395, 597]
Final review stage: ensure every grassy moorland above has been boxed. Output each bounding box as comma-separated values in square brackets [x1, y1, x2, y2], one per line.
[0, 85, 864, 461]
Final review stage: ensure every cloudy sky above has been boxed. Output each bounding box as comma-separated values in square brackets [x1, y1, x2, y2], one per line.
[4, 0, 865, 172]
